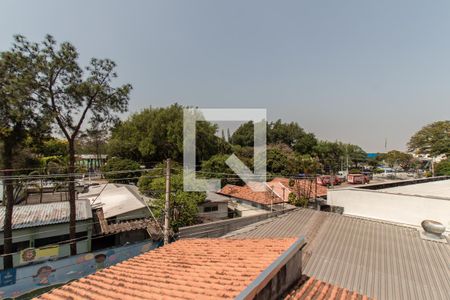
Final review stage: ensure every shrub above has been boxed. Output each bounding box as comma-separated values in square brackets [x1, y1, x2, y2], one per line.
[101, 157, 141, 184]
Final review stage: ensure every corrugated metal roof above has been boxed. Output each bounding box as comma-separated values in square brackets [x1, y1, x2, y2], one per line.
[0, 200, 92, 231]
[225, 209, 450, 300]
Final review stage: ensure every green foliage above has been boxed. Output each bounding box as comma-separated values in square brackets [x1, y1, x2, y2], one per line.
[435, 159, 450, 176]
[349, 168, 361, 174]
[108, 104, 224, 163]
[408, 121, 450, 156]
[313, 141, 344, 173]
[36, 138, 68, 157]
[101, 157, 141, 184]
[229, 119, 318, 154]
[346, 144, 367, 167]
[0, 40, 47, 166]
[229, 121, 257, 147]
[288, 193, 308, 207]
[200, 154, 243, 186]
[138, 167, 206, 231]
[379, 150, 415, 169]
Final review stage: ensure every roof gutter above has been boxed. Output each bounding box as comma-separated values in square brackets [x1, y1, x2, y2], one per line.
[235, 236, 306, 300]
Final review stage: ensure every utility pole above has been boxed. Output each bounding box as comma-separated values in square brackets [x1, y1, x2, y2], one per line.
[164, 159, 171, 245]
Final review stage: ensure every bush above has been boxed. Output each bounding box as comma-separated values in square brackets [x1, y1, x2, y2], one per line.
[288, 193, 308, 207]
[435, 159, 450, 176]
[349, 168, 361, 174]
[101, 157, 141, 184]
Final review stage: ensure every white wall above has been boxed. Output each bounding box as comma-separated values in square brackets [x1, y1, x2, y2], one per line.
[327, 188, 450, 231]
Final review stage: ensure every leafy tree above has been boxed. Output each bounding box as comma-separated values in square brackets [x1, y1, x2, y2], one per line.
[408, 121, 450, 156]
[77, 120, 108, 156]
[102, 157, 141, 184]
[288, 193, 308, 207]
[346, 144, 367, 168]
[0, 42, 45, 268]
[13, 35, 132, 255]
[295, 154, 321, 174]
[108, 104, 223, 163]
[268, 120, 317, 153]
[435, 159, 450, 176]
[266, 144, 298, 176]
[229, 121, 256, 147]
[138, 166, 206, 231]
[34, 137, 68, 157]
[200, 154, 243, 186]
[379, 150, 415, 169]
[313, 141, 345, 173]
[230, 119, 318, 154]
[293, 132, 318, 155]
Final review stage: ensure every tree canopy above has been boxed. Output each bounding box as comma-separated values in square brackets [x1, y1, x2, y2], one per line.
[107, 104, 224, 164]
[408, 121, 450, 156]
[138, 165, 206, 231]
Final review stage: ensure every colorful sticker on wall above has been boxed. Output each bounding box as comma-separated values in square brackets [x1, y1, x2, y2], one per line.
[19, 245, 59, 265]
[32, 265, 55, 286]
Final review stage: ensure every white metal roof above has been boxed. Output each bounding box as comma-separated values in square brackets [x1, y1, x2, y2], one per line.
[226, 208, 450, 300]
[79, 184, 147, 219]
[379, 179, 450, 199]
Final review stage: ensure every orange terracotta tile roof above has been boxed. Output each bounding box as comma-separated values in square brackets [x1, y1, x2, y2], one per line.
[268, 178, 328, 199]
[218, 183, 285, 205]
[36, 238, 297, 300]
[285, 277, 373, 300]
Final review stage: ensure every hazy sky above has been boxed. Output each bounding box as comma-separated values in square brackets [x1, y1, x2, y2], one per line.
[2, 0, 450, 152]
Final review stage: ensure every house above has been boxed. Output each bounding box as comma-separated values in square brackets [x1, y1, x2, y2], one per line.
[267, 177, 328, 200]
[78, 183, 157, 248]
[78, 183, 150, 222]
[36, 237, 372, 300]
[0, 200, 92, 269]
[218, 183, 282, 216]
[217, 178, 327, 216]
[197, 192, 229, 222]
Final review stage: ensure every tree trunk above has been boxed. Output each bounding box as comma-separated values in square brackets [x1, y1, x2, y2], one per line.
[3, 142, 14, 269]
[68, 140, 77, 255]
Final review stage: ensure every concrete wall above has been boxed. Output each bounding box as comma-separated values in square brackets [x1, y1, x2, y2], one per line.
[254, 250, 302, 300]
[198, 202, 228, 220]
[327, 188, 450, 230]
[0, 220, 92, 269]
[178, 209, 294, 239]
[115, 207, 150, 221]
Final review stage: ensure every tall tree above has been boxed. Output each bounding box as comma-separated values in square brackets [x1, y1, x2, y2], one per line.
[108, 104, 222, 163]
[408, 121, 450, 157]
[0, 39, 44, 268]
[14, 35, 132, 255]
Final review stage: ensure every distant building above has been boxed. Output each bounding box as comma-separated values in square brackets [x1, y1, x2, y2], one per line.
[78, 183, 158, 248]
[79, 183, 150, 222]
[0, 200, 92, 269]
[197, 192, 229, 222]
[75, 154, 108, 172]
[218, 178, 326, 216]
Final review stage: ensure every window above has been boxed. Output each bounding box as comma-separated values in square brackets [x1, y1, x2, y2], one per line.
[204, 205, 218, 213]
